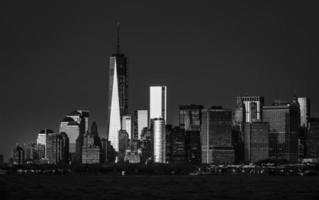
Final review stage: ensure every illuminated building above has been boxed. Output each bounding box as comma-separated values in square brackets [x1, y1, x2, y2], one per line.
[297, 97, 310, 127]
[151, 118, 166, 163]
[150, 86, 167, 121]
[122, 115, 132, 139]
[237, 96, 264, 122]
[107, 23, 128, 153]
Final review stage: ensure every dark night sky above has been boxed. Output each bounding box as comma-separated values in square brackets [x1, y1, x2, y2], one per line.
[1, 0, 318, 160]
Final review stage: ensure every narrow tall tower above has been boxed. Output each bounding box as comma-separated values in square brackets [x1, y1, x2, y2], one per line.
[107, 22, 128, 152]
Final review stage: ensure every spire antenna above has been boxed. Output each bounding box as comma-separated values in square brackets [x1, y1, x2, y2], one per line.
[116, 21, 120, 54]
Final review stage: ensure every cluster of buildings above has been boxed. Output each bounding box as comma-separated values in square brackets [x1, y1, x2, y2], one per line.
[11, 111, 115, 165]
[8, 25, 319, 166]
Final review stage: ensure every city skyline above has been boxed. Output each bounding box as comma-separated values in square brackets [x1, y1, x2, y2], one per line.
[2, 1, 319, 160]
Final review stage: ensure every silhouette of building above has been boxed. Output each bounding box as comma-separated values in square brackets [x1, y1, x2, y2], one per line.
[107, 23, 128, 154]
[13, 145, 24, 165]
[82, 122, 102, 164]
[237, 96, 264, 122]
[201, 107, 234, 164]
[82, 133, 100, 164]
[140, 127, 152, 164]
[244, 121, 269, 163]
[263, 99, 300, 162]
[0, 154, 3, 167]
[133, 110, 148, 140]
[179, 104, 203, 164]
[118, 129, 129, 162]
[306, 118, 319, 158]
[185, 130, 201, 164]
[151, 118, 166, 163]
[100, 138, 116, 163]
[23, 143, 38, 163]
[150, 86, 167, 122]
[166, 126, 186, 163]
[46, 132, 69, 164]
[179, 105, 203, 131]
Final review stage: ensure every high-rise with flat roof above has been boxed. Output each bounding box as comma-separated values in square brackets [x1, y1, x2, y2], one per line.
[244, 121, 269, 163]
[201, 107, 234, 164]
[179, 105, 203, 131]
[179, 104, 203, 164]
[122, 115, 132, 139]
[297, 97, 310, 127]
[133, 110, 148, 140]
[151, 118, 166, 163]
[150, 86, 167, 122]
[263, 100, 300, 161]
[306, 118, 319, 158]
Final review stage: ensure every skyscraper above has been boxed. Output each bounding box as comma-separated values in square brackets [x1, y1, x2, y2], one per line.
[122, 115, 132, 139]
[36, 129, 54, 160]
[133, 110, 148, 140]
[150, 86, 167, 122]
[244, 121, 269, 163]
[59, 117, 80, 161]
[179, 104, 203, 164]
[118, 129, 129, 162]
[263, 100, 300, 161]
[179, 104, 203, 131]
[237, 96, 264, 122]
[306, 118, 319, 158]
[297, 97, 310, 127]
[201, 107, 234, 164]
[166, 126, 186, 164]
[13, 145, 24, 165]
[46, 132, 69, 164]
[107, 23, 128, 153]
[151, 118, 166, 163]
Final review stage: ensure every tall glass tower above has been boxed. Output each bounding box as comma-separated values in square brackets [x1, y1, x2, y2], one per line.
[107, 23, 128, 152]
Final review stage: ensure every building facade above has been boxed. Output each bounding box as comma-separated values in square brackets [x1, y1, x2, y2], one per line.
[306, 118, 319, 158]
[36, 129, 54, 160]
[166, 126, 186, 163]
[151, 118, 166, 163]
[179, 105, 203, 131]
[106, 24, 128, 154]
[149, 86, 167, 122]
[237, 96, 264, 123]
[122, 115, 132, 139]
[263, 101, 300, 161]
[244, 121, 269, 163]
[133, 110, 148, 140]
[118, 130, 129, 162]
[201, 107, 234, 164]
[13, 145, 24, 165]
[297, 97, 310, 128]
